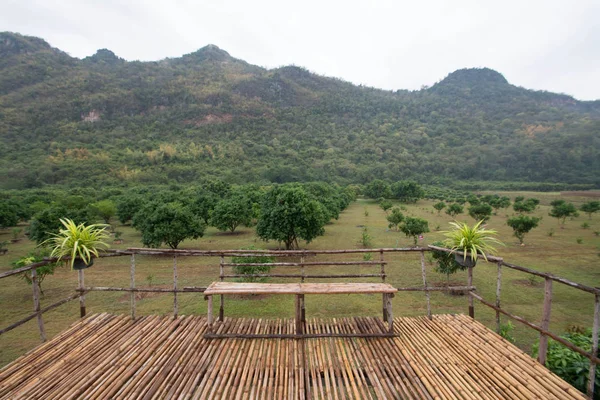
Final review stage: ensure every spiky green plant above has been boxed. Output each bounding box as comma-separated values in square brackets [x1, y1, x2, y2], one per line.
[442, 220, 503, 263]
[43, 218, 110, 269]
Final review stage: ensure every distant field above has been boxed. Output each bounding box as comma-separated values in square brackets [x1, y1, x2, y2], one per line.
[1, 191, 599, 367]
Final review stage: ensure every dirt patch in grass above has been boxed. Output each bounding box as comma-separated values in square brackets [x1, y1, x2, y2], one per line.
[429, 280, 470, 296]
[118, 285, 170, 302]
[512, 279, 544, 288]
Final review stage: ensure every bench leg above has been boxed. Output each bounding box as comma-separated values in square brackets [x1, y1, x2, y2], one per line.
[219, 294, 224, 322]
[385, 293, 394, 333]
[295, 294, 304, 335]
[207, 295, 213, 333]
[382, 294, 388, 322]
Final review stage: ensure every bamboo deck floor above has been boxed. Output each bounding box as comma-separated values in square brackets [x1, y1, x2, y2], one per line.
[0, 313, 585, 399]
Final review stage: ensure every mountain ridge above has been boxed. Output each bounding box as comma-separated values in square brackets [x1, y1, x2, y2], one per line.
[0, 31, 598, 189]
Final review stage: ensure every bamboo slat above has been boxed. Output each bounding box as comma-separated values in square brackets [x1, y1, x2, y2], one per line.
[0, 314, 588, 399]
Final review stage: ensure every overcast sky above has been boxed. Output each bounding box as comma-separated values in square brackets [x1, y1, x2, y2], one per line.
[2, 0, 599, 100]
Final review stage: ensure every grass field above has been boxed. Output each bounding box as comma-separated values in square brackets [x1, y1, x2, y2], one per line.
[1, 191, 599, 367]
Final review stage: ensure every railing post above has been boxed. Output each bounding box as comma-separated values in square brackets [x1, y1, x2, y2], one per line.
[537, 277, 553, 365]
[130, 254, 136, 320]
[380, 250, 385, 282]
[496, 262, 502, 333]
[300, 255, 305, 283]
[219, 255, 224, 322]
[381, 250, 387, 321]
[420, 251, 431, 320]
[173, 255, 178, 318]
[588, 293, 599, 398]
[468, 266, 474, 318]
[31, 268, 46, 342]
[78, 269, 86, 318]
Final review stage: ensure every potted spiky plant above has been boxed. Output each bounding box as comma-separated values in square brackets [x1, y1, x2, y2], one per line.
[44, 218, 110, 270]
[442, 220, 503, 267]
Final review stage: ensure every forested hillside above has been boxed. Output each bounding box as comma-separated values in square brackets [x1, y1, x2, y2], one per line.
[1, 32, 599, 189]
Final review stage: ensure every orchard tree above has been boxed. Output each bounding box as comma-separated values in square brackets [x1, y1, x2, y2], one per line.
[468, 203, 493, 222]
[433, 201, 446, 215]
[445, 203, 464, 218]
[91, 199, 117, 224]
[580, 201, 600, 219]
[391, 180, 424, 203]
[431, 241, 466, 285]
[549, 200, 578, 227]
[379, 200, 393, 214]
[256, 186, 327, 250]
[400, 217, 429, 246]
[490, 196, 511, 213]
[28, 204, 94, 245]
[386, 207, 404, 231]
[513, 200, 536, 214]
[210, 196, 253, 233]
[132, 202, 205, 249]
[189, 192, 218, 225]
[363, 180, 391, 199]
[116, 195, 145, 225]
[507, 215, 541, 245]
[0, 201, 20, 228]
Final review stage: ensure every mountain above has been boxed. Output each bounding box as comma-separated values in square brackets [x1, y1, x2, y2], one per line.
[0, 32, 599, 190]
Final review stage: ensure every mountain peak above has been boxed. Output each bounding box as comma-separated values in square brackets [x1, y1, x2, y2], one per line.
[0, 32, 52, 57]
[184, 44, 232, 63]
[83, 48, 124, 64]
[434, 68, 509, 88]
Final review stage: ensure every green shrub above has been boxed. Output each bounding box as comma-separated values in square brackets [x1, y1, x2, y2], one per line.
[230, 246, 274, 282]
[533, 329, 599, 398]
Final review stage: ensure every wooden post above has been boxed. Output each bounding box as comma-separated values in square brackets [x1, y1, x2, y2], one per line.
[381, 250, 387, 321]
[31, 268, 46, 342]
[207, 295, 213, 333]
[537, 277, 553, 365]
[295, 294, 303, 335]
[78, 269, 86, 318]
[468, 266, 474, 318]
[495, 262, 502, 333]
[385, 293, 394, 333]
[130, 254, 136, 320]
[173, 255, 178, 318]
[588, 293, 599, 398]
[380, 250, 385, 282]
[219, 255, 224, 322]
[420, 251, 431, 320]
[300, 255, 305, 283]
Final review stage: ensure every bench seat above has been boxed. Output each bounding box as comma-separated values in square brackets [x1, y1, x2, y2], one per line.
[204, 282, 397, 336]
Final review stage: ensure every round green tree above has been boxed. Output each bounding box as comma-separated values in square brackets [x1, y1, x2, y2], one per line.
[132, 202, 205, 249]
[256, 186, 327, 250]
[400, 217, 429, 246]
[386, 207, 404, 231]
[468, 203, 493, 222]
[507, 215, 541, 245]
[210, 196, 253, 233]
[433, 201, 446, 215]
[445, 203, 464, 218]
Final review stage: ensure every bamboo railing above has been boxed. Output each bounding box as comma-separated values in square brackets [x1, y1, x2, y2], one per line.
[1, 246, 598, 397]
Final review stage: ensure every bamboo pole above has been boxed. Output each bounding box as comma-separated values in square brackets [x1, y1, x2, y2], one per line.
[78, 269, 86, 318]
[468, 266, 474, 318]
[420, 251, 431, 320]
[588, 293, 599, 398]
[222, 261, 389, 267]
[31, 268, 46, 342]
[82, 286, 207, 293]
[0, 293, 80, 336]
[538, 277, 553, 365]
[219, 255, 224, 322]
[496, 261, 502, 333]
[471, 291, 600, 365]
[173, 255, 178, 318]
[130, 253, 136, 320]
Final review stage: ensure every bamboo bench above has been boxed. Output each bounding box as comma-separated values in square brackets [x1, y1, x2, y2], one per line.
[203, 282, 398, 337]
